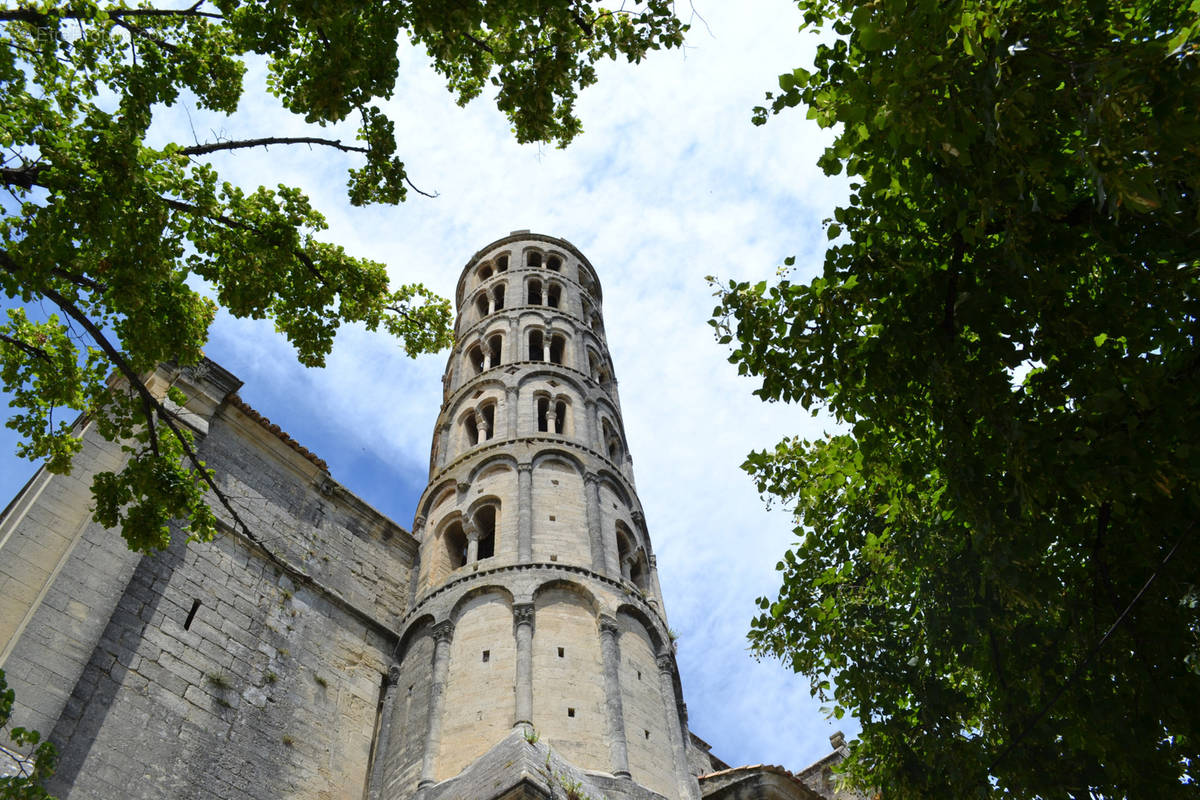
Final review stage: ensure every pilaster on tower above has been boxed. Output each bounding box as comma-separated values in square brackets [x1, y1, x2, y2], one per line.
[382, 233, 699, 800]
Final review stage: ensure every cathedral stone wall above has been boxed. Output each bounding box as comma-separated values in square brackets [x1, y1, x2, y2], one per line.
[1, 362, 419, 800]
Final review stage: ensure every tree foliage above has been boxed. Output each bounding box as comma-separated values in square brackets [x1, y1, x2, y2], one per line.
[0, 0, 685, 554]
[0, 670, 56, 800]
[713, 0, 1200, 796]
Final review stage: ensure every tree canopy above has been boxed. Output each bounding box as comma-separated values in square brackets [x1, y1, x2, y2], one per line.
[0, 0, 685, 554]
[713, 0, 1200, 797]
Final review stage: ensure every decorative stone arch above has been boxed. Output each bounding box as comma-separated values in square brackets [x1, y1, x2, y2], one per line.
[448, 584, 515, 623]
[419, 479, 460, 520]
[532, 578, 600, 616]
[596, 472, 632, 507]
[530, 448, 588, 478]
[395, 614, 436, 663]
[614, 603, 667, 654]
[515, 368, 588, 398]
[467, 453, 520, 485]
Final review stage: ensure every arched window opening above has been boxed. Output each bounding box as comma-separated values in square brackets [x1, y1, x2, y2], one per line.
[616, 522, 635, 581]
[603, 419, 622, 462]
[547, 255, 562, 271]
[554, 400, 567, 435]
[591, 314, 604, 335]
[549, 334, 565, 365]
[492, 283, 505, 311]
[465, 413, 480, 446]
[475, 293, 489, 319]
[578, 268, 595, 294]
[528, 279, 543, 305]
[588, 351, 601, 382]
[527, 251, 542, 268]
[528, 329, 544, 361]
[536, 396, 550, 433]
[497, 254, 510, 271]
[474, 505, 497, 560]
[630, 552, 649, 592]
[480, 403, 495, 442]
[478, 264, 493, 282]
[444, 521, 467, 570]
[547, 283, 562, 309]
[488, 334, 503, 368]
[468, 344, 485, 375]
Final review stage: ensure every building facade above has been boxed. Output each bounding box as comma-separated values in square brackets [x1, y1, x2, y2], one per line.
[0, 233, 843, 800]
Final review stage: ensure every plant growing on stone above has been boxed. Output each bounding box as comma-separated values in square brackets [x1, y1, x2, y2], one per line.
[0, 0, 686, 557]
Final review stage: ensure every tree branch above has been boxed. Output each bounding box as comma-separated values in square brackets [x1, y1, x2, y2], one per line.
[0, 4, 221, 24]
[177, 136, 370, 157]
[0, 333, 51, 362]
[0, 164, 47, 190]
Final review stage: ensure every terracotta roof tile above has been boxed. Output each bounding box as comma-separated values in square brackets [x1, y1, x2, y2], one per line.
[228, 393, 329, 472]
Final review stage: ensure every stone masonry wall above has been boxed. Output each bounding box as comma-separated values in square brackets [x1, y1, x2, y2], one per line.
[0, 362, 419, 800]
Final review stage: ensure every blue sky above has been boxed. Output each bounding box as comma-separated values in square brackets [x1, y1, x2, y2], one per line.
[0, 0, 861, 772]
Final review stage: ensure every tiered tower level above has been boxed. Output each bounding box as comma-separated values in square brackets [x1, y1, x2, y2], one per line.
[384, 232, 700, 800]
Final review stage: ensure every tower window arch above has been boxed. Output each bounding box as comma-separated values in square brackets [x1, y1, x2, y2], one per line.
[602, 419, 623, 463]
[492, 283, 505, 311]
[497, 254, 510, 271]
[548, 334, 565, 365]
[464, 412, 479, 446]
[467, 343, 486, 375]
[554, 399, 568, 435]
[473, 504, 497, 561]
[479, 402, 495, 442]
[528, 329, 544, 361]
[442, 521, 467, 571]
[547, 255, 562, 271]
[475, 292, 489, 320]
[477, 263, 493, 283]
[487, 334, 503, 368]
[536, 395, 550, 433]
[527, 251, 542, 268]
[546, 283, 562, 309]
[528, 279, 543, 306]
[629, 550, 649, 592]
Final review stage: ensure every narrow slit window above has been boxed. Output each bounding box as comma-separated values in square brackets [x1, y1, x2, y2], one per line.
[567, 707, 575, 717]
[644, 730, 650, 740]
[557, 647, 565, 658]
[529, 330, 544, 361]
[482, 650, 490, 662]
[184, 599, 201, 631]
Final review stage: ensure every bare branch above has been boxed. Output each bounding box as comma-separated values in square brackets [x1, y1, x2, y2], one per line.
[0, 164, 47, 190]
[405, 175, 438, 198]
[177, 136, 369, 157]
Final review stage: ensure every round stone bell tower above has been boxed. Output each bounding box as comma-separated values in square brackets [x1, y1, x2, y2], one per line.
[380, 233, 699, 800]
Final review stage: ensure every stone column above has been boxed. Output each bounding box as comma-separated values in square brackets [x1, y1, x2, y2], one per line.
[657, 653, 699, 800]
[517, 463, 533, 562]
[506, 386, 519, 438]
[418, 621, 455, 789]
[367, 664, 401, 800]
[437, 422, 451, 468]
[474, 409, 490, 442]
[463, 518, 479, 565]
[543, 328, 553, 362]
[508, 317, 520, 363]
[598, 616, 631, 778]
[584, 398, 596, 449]
[584, 473, 606, 574]
[513, 603, 535, 729]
